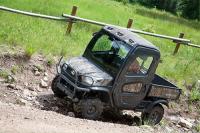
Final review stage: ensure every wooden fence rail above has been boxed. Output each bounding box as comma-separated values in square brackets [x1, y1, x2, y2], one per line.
[62, 13, 191, 44]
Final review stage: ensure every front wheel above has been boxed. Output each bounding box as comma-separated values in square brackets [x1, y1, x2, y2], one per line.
[141, 104, 164, 125]
[74, 99, 103, 120]
[51, 75, 66, 98]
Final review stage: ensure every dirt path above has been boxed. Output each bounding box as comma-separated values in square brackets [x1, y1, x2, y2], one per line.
[0, 102, 160, 133]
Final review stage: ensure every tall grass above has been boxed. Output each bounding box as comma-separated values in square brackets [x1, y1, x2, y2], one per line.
[0, 0, 200, 90]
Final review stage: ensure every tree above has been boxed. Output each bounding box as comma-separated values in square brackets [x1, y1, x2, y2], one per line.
[116, 0, 200, 20]
[178, 0, 200, 20]
[134, 0, 177, 14]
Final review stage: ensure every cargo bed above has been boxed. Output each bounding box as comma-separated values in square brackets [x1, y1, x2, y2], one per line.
[148, 74, 181, 100]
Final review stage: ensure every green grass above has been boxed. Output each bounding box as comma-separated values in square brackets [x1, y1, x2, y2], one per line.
[0, 69, 9, 79]
[0, 0, 200, 92]
[190, 87, 200, 102]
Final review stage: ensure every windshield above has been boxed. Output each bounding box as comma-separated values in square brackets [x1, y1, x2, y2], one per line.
[89, 33, 131, 75]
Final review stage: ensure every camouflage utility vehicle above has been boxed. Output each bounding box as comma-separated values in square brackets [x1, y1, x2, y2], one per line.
[52, 26, 181, 125]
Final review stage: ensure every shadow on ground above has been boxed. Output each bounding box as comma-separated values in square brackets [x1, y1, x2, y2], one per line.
[36, 93, 141, 126]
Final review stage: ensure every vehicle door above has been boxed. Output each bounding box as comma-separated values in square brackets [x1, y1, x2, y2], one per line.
[113, 47, 159, 109]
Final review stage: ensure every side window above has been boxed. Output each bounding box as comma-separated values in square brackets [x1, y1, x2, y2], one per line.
[122, 83, 143, 93]
[127, 55, 153, 75]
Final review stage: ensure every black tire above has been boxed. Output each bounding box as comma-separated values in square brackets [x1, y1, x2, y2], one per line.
[51, 75, 66, 98]
[141, 104, 164, 125]
[74, 99, 103, 120]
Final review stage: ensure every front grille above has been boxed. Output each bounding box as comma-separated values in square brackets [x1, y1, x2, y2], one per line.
[61, 64, 92, 88]
[63, 64, 76, 77]
[60, 78, 74, 92]
[62, 64, 77, 84]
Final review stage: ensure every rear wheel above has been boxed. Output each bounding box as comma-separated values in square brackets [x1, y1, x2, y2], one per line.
[74, 99, 103, 120]
[51, 75, 66, 98]
[141, 104, 164, 125]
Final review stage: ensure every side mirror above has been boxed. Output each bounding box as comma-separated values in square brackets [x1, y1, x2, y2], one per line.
[92, 32, 98, 36]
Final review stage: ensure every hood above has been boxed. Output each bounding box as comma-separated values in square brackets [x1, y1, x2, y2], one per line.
[65, 57, 113, 86]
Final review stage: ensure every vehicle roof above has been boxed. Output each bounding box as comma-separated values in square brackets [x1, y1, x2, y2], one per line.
[103, 26, 159, 51]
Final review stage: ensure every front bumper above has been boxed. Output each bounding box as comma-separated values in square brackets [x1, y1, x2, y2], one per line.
[56, 60, 91, 99]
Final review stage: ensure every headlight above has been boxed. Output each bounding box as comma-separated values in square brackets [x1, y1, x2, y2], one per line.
[81, 76, 94, 86]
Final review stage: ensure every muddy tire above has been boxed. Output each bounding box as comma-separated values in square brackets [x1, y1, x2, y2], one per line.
[141, 104, 164, 125]
[51, 76, 65, 98]
[74, 99, 103, 120]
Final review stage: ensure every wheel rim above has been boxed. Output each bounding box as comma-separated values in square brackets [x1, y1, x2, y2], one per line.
[87, 105, 96, 115]
[150, 111, 160, 123]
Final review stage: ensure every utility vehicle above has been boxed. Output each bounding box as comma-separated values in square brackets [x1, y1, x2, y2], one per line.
[51, 26, 181, 125]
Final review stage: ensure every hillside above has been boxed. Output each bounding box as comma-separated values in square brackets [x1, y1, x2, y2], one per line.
[0, 0, 200, 132]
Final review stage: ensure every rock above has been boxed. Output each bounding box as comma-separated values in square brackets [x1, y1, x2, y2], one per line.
[44, 72, 48, 76]
[7, 84, 15, 89]
[8, 103, 15, 107]
[34, 71, 40, 76]
[7, 75, 15, 83]
[16, 85, 23, 90]
[38, 58, 43, 61]
[186, 118, 195, 124]
[43, 76, 48, 82]
[164, 126, 173, 132]
[24, 82, 28, 87]
[28, 86, 35, 91]
[184, 90, 190, 98]
[183, 127, 189, 131]
[24, 117, 30, 120]
[51, 106, 59, 111]
[33, 65, 44, 72]
[194, 120, 200, 125]
[36, 86, 42, 92]
[196, 80, 200, 89]
[167, 116, 194, 129]
[176, 124, 182, 128]
[23, 89, 31, 97]
[25, 96, 33, 101]
[165, 116, 179, 124]
[31, 91, 37, 96]
[33, 67, 38, 72]
[168, 122, 174, 127]
[53, 97, 58, 101]
[140, 125, 154, 132]
[68, 112, 75, 117]
[34, 101, 40, 106]
[0, 78, 5, 82]
[40, 79, 48, 88]
[178, 117, 193, 129]
[16, 98, 27, 106]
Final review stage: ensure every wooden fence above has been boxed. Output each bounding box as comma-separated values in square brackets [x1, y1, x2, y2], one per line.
[0, 5, 200, 55]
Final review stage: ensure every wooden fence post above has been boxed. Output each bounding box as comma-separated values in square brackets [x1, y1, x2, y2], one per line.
[173, 33, 184, 55]
[66, 6, 78, 34]
[127, 19, 133, 28]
